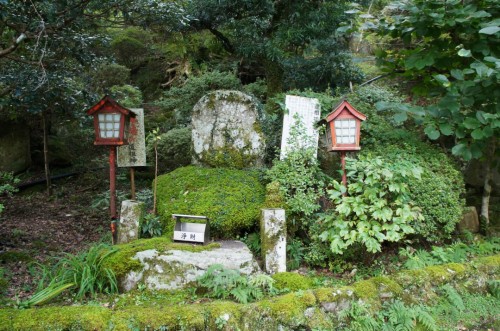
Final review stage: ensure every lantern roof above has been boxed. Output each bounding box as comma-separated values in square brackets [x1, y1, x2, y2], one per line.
[86, 95, 135, 117]
[326, 100, 366, 123]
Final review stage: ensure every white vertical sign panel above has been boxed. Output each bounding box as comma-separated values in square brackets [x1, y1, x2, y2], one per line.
[117, 108, 147, 167]
[280, 95, 321, 160]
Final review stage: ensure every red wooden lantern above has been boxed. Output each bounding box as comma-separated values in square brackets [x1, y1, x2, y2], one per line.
[86, 95, 135, 146]
[325, 100, 367, 152]
[86, 95, 135, 244]
[325, 100, 367, 192]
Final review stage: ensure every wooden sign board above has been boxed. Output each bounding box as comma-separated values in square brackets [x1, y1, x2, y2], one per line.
[117, 108, 147, 167]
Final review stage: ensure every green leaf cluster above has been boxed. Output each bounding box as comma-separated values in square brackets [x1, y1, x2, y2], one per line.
[374, 0, 500, 160]
[320, 155, 423, 254]
[0, 172, 19, 215]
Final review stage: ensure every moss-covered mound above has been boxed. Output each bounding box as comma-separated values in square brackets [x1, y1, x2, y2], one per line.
[156, 166, 266, 238]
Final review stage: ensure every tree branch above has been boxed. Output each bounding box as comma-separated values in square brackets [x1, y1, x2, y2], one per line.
[208, 27, 235, 54]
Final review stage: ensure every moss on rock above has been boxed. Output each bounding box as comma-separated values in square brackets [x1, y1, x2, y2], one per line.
[156, 166, 266, 238]
[272, 272, 313, 292]
[103, 237, 220, 279]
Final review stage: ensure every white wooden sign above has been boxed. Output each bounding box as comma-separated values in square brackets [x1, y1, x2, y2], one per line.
[117, 108, 147, 167]
[280, 95, 321, 160]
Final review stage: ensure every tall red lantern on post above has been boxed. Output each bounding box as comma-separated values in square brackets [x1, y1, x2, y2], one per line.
[325, 100, 367, 191]
[86, 95, 135, 244]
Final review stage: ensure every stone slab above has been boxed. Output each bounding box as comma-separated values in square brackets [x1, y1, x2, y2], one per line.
[117, 108, 146, 167]
[117, 200, 144, 244]
[121, 240, 261, 291]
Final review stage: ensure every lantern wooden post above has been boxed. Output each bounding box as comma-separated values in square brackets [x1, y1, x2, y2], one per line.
[324, 100, 367, 193]
[86, 95, 135, 244]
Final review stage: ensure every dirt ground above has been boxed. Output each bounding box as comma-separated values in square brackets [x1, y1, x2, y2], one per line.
[0, 171, 128, 300]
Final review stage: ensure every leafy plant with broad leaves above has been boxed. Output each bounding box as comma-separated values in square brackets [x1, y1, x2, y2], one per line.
[320, 155, 423, 254]
[140, 213, 163, 238]
[196, 264, 276, 304]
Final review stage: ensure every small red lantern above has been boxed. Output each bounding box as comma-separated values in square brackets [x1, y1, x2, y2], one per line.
[86, 95, 135, 146]
[325, 100, 367, 191]
[325, 100, 367, 152]
[86, 95, 135, 244]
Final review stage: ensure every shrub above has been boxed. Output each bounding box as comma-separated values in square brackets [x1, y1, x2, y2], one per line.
[320, 155, 423, 254]
[109, 84, 143, 108]
[0, 171, 18, 215]
[368, 143, 465, 242]
[146, 127, 192, 174]
[156, 166, 266, 238]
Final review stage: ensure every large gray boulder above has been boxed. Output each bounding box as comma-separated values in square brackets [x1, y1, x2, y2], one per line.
[191, 90, 265, 168]
[121, 240, 261, 291]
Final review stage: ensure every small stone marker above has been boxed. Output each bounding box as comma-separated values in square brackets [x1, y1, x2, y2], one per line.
[458, 206, 480, 233]
[261, 208, 286, 274]
[117, 200, 144, 244]
[280, 95, 321, 160]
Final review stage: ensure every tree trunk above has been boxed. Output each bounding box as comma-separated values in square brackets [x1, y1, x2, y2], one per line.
[480, 137, 496, 233]
[42, 111, 52, 196]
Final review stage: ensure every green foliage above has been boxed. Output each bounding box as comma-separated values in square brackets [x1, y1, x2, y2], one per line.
[196, 264, 276, 304]
[487, 280, 500, 299]
[156, 166, 265, 238]
[286, 239, 305, 271]
[240, 232, 261, 257]
[140, 213, 163, 238]
[90, 190, 128, 211]
[16, 283, 75, 309]
[0, 172, 19, 215]
[320, 155, 423, 254]
[399, 237, 500, 270]
[271, 272, 313, 292]
[146, 127, 192, 174]
[155, 71, 242, 127]
[339, 300, 437, 331]
[373, 0, 500, 161]
[110, 27, 153, 68]
[91, 63, 131, 93]
[266, 115, 329, 226]
[109, 84, 143, 108]
[39, 244, 118, 300]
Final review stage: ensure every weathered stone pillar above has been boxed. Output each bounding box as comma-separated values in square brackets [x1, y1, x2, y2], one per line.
[117, 200, 144, 244]
[261, 208, 286, 274]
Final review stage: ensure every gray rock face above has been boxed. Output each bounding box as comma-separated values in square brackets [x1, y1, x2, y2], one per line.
[121, 240, 261, 291]
[0, 122, 31, 173]
[191, 90, 265, 168]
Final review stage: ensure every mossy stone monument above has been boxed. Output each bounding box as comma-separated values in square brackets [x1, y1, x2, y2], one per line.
[191, 90, 265, 169]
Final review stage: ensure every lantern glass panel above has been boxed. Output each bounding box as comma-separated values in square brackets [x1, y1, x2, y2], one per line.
[99, 112, 122, 139]
[334, 119, 356, 144]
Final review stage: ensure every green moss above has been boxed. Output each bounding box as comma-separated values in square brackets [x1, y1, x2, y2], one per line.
[201, 145, 257, 169]
[258, 291, 316, 324]
[156, 166, 266, 238]
[103, 237, 220, 278]
[272, 272, 313, 291]
[263, 181, 285, 208]
[202, 301, 243, 329]
[314, 286, 355, 303]
[476, 255, 500, 273]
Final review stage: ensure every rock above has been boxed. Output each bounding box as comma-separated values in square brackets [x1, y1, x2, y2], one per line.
[458, 206, 480, 233]
[117, 200, 144, 244]
[321, 299, 350, 313]
[0, 122, 31, 173]
[121, 240, 261, 291]
[191, 90, 265, 168]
